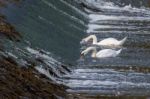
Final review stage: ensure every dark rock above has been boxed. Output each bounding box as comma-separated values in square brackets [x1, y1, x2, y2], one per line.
[0, 57, 67, 98]
[0, 0, 22, 41]
[0, 18, 22, 41]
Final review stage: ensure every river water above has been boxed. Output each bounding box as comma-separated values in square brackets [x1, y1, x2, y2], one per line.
[1, 0, 150, 98]
[64, 0, 150, 97]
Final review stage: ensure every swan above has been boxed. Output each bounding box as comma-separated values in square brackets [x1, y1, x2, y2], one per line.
[81, 47, 122, 58]
[80, 35, 127, 47]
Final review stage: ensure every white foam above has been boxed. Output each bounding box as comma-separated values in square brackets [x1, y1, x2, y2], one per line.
[35, 66, 56, 81]
[88, 24, 111, 30]
[74, 69, 116, 73]
[87, 24, 142, 33]
[26, 47, 39, 55]
[26, 47, 67, 78]
[66, 78, 150, 88]
[7, 52, 18, 59]
[87, 24, 134, 33]
[26, 47, 59, 64]
[84, 0, 150, 14]
[89, 14, 150, 22]
[67, 80, 118, 87]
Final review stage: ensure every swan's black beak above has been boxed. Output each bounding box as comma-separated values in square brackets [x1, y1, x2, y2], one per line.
[80, 53, 84, 59]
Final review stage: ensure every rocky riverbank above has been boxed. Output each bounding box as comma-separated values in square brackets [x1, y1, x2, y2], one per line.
[0, 16, 21, 41]
[0, 56, 67, 98]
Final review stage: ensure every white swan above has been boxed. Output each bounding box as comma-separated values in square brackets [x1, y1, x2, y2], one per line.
[81, 47, 122, 58]
[80, 35, 127, 47]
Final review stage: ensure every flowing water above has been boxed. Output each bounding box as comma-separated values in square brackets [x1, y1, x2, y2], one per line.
[64, 0, 150, 97]
[1, 0, 150, 98]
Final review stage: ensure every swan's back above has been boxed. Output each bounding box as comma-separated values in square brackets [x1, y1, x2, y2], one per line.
[96, 49, 121, 58]
[98, 38, 119, 46]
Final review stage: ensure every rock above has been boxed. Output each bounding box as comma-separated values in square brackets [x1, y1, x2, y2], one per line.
[0, 18, 22, 41]
[0, 0, 22, 41]
[0, 56, 67, 98]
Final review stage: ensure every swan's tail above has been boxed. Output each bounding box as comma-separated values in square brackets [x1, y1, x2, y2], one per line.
[119, 36, 127, 45]
[116, 49, 122, 55]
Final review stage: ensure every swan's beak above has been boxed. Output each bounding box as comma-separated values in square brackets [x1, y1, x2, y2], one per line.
[80, 53, 84, 59]
[80, 40, 86, 44]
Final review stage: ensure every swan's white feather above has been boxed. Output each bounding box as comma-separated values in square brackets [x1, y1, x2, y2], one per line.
[97, 38, 120, 46]
[96, 49, 121, 58]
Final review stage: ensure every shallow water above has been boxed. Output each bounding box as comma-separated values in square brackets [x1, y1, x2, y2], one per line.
[1, 0, 150, 98]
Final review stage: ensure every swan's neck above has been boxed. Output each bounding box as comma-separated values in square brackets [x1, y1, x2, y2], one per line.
[83, 47, 97, 58]
[85, 35, 97, 44]
[92, 35, 97, 44]
[91, 50, 96, 57]
[118, 37, 127, 45]
[116, 49, 122, 54]
[91, 47, 97, 58]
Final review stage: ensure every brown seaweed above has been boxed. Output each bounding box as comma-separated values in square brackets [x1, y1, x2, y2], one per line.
[0, 57, 67, 98]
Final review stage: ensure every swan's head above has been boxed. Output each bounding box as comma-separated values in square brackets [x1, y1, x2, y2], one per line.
[80, 49, 88, 56]
[80, 38, 93, 45]
[80, 35, 95, 44]
[80, 39, 87, 44]
[80, 37, 90, 44]
[80, 47, 97, 58]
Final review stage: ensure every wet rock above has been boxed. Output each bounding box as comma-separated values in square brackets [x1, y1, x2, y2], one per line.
[0, 57, 67, 98]
[0, 18, 22, 41]
[0, 0, 22, 41]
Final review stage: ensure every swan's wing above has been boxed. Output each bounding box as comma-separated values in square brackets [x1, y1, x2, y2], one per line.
[98, 38, 119, 45]
[96, 49, 118, 58]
